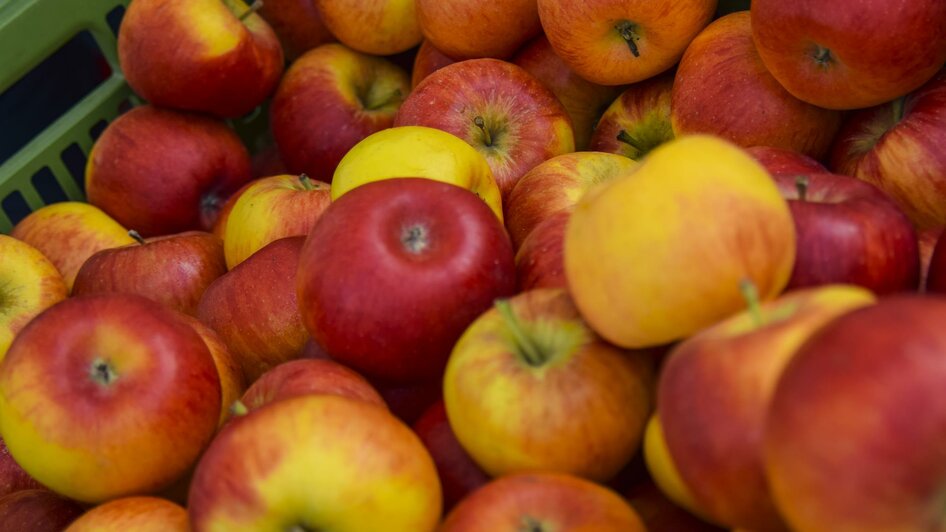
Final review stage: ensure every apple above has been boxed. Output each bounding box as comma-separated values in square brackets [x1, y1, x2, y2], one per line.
[250, 140, 289, 179]
[536, 0, 716, 85]
[412, 39, 456, 88]
[440, 472, 646, 531]
[764, 295, 946, 530]
[0, 489, 83, 532]
[177, 314, 247, 428]
[86, 105, 253, 237]
[315, 0, 421, 55]
[0, 236, 67, 360]
[258, 0, 334, 60]
[0, 437, 43, 498]
[504, 151, 638, 250]
[298, 178, 516, 384]
[270, 43, 410, 184]
[239, 358, 386, 413]
[415, 0, 541, 60]
[515, 211, 570, 291]
[394, 58, 575, 198]
[444, 288, 655, 482]
[513, 35, 625, 150]
[653, 284, 875, 531]
[197, 236, 309, 384]
[829, 70, 946, 230]
[72, 231, 227, 316]
[588, 72, 675, 160]
[745, 146, 827, 178]
[10, 201, 135, 291]
[223, 174, 332, 269]
[188, 395, 442, 531]
[118, 0, 283, 118]
[624, 479, 725, 532]
[65, 497, 188, 531]
[924, 230, 946, 294]
[751, 0, 946, 110]
[374, 378, 443, 426]
[0, 294, 220, 503]
[774, 172, 920, 295]
[918, 228, 943, 292]
[565, 135, 797, 348]
[671, 12, 842, 160]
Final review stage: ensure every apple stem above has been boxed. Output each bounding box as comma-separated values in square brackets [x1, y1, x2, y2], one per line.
[616, 130, 645, 153]
[614, 21, 641, 58]
[128, 229, 145, 245]
[891, 96, 906, 123]
[474, 116, 493, 147]
[238, 0, 263, 21]
[230, 400, 249, 417]
[364, 88, 402, 111]
[795, 175, 809, 202]
[494, 299, 545, 367]
[739, 278, 765, 327]
[299, 173, 315, 191]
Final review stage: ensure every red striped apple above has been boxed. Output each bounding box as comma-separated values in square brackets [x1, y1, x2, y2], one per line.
[745, 146, 826, 178]
[411, 40, 455, 88]
[588, 73, 675, 160]
[258, 0, 334, 61]
[0, 489, 83, 532]
[66, 497, 188, 532]
[515, 211, 569, 291]
[239, 359, 386, 413]
[314, 0, 421, 55]
[416, 0, 541, 60]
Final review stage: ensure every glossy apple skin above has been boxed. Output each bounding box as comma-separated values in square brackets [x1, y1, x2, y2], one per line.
[745, 146, 826, 177]
[258, 0, 334, 60]
[764, 296, 946, 531]
[513, 35, 624, 151]
[73, 231, 227, 316]
[298, 178, 517, 384]
[411, 39, 455, 88]
[315, 0, 421, 55]
[118, 0, 283, 118]
[416, 0, 541, 60]
[65, 497, 188, 532]
[0, 489, 84, 532]
[588, 73, 674, 160]
[657, 285, 875, 531]
[178, 314, 247, 428]
[537, 0, 716, 86]
[773, 172, 920, 294]
[188, 395, 442, 531]
[672, 12, 842, 160]
[241, 359, 386, 412]
[0, 294, 221, 503]
[394, 58, 575, 199]
[830, 71, 946, 230]
[441, 473, 646, 531]
[515, 211, 569, 291]
[197, 236, 308, 384]
[10, 202, 135, 291]
[86, 105, 253, 237]
[271, 43, 410, 183]
[223, 174, 332, 269]
[924, 230, 946, 294]
[751, 0, 946, 110]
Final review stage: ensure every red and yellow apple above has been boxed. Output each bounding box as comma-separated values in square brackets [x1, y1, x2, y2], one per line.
[411, 39, 455, 88]
[314, 0, 421, 55]
[415, 0, 541, 60]
[515, 211, 570, 291]
[240, 358, 386, 413]
[65, 497, 188, 532]
[588, 72, 675, 160]
[258, 0, 334, 61]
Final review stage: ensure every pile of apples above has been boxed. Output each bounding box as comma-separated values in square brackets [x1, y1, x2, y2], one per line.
[3, 0, 946, 530]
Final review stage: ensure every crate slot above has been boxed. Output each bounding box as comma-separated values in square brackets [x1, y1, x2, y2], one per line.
[2, 190, 31, 227]
[89, 119, 109, 142]
[31, 166, 68, 205]
[60, 143, 87, 192]
[106, 5, 125, 37]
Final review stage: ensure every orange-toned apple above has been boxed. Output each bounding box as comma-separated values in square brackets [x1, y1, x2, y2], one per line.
[239, 358, 386, 413]
[411, 39, 455, 88]
[416, 0, 541, 60]
[315, 0, 421, 55]
[258, 0, 334, 61]
[65, 497, 188, 532]
[178, 314, 247, 428]
[588, 72, 675, 160]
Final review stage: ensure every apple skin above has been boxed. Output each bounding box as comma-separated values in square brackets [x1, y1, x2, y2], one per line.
[187, 395, 442, 531]
[10, 202, 135, 291]
[0, 437, 43, 498]
[86, 105, 253, 237]
[271, 43, 410, 184]
[764, 295, 946, 531]
[0, 294, 221, 504]
[240, 358, 386, 412]
[197, 236, 309, 384]
[394, 58, 575, 199]
[829, 70, 946, 230]
[751, 0, 946, 110]
[411, 39, 456, 88]
[671, 12, 842, 160]
[924, 230, 946, 294]
[588, 72, 675, 160]
[258, 0, 334, 61]
[177, 314, 247, 428]
[223, 174, 332, 269]
[298, 178, 517, 384]
[444, 288, 655, 482]
[65, 497, 188, 531]
[118, 0, 283, 118]
[537, 0, 716, 86]
[0, 235, 67, 360]
[72, 231, 227, 316]
[745, 146, 827, 178]
[0, 489, 84, 532]
[624, 479, 725, 532]
[415, 0, 541, 60]
[515, 211, 569, 291]
[315, 0, 421, 55]
[441, 473, 646, 531]
[773, 172, 920, 295]
[655, 285, 875, 531]
[513, 35, 625, 151]
[504, 151, 638, 250]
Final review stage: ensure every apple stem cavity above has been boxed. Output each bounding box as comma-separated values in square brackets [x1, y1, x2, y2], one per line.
[128, 229, 146, 245]
[520, 515, 545, 532]
[89, 358, 118, 386]
[401, 224, 430, 254]
[230, 400, 249, 417]
[299, 173, 315, 191]
[614, 20, 641, 58]
[238, 0, 263, 21]
[739, 278, 765, 327]
[494, 299, 545, 367]
[795, 175, 809, 202]
[617, 130, 645, 152]
[474, 116, 493, 147]
[365, 88, 402, 111]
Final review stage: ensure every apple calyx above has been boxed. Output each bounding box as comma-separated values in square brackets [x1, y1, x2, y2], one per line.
[795, 175, 809, 202]
[401, 224, 430, 254]
[237, 0, 263, 22]
[739, 278, 765, 327]
[474, 116, 494, 147]
[128, 229, 146, 245]
[286, 524, 318, 532]
[89, 358, 119, 386]
[614, 21, 642, 58]
[810, 45, 834, 69]
[519, 515, 546, 532]
[494, 299, 547, 367]
[229, 400, 249, 417]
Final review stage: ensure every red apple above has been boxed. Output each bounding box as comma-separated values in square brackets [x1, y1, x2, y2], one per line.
[65, 496, 188, 531]
[829, 70, 946, 230]
[250, 141, 289, 179]
[118, 0, 284, 118]
[178, 314, 248, 428]
[314, 0, 421, 55]
[416, 0, 541, 60]
[671, 12, 842, 160]
[0, 294, 221, 503]
[297, 178, 517, 384]
[751, 0, 946, 110]
[258, 0, 335, 61]
[72, 231, 227, 316]
[0, 437, 43, 498]
[394, 58, 575, 198]
[197, 236, 309, 384]
[411, 39, 456, 88]
[515, 211, 569, 291]
[270, 43, 410, 183]
[240, 359, 386, 413]
[924, 230, 946, 294]
[86, 105, 253, 237]
[588, 72, 675, 160]
[745, 146, 827, 178]
[374, 378, 443, 426]
[624, 479, 725, 532]
[0, 489, 83, 532]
